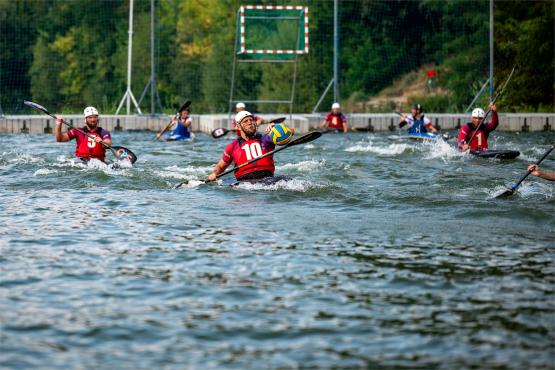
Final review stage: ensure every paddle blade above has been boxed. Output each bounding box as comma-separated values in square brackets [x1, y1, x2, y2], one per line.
[211, 128, 229, 138]
[269, 117, 286, 124]
[493, 188, 515, 198]
[287, 131, 322, 147]
[179, 100, 192, 112]
[24, 100, 50, 115]
[112, 146, 137, 164]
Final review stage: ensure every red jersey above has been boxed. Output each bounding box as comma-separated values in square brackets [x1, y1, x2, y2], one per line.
[458, 111, 499, 151]
[67, 126, 111, 161]
[222, 134, 275, 179]
[325, 113, 347, 131]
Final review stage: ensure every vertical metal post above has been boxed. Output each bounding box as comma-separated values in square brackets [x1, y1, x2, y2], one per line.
[116, 0, 142, 115]
[228, 9, 240, 117]
[126, 0, 134, 114]
[333, 0, 339, 102]
[150, 0, 155, 114]
[489, 0, 494, 98]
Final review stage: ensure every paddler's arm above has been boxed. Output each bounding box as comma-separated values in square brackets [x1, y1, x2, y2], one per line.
[426, 120, 438, 134]
[208, 159, 230, 182]
[99, 136, 112, 146]
[528, 164, 555, 181]
[485, 103, 498, 132]
[342, 119, 348, 133]
[458, 126, 470, 152]
[55, 116, 70, 142]
[320, 118, 329, 129]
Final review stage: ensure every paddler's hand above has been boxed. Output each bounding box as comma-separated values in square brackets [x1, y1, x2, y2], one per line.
[461, 144, 469, 151]
[265, 122, 275, 134]
[56, 115, 63, 126]
[208, 172, 218, 182]
[528, 164, 540, 176]
[94, 136, 103, 143]
[489, 102, 497, 112]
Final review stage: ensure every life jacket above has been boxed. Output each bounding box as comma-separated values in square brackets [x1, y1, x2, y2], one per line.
[328, 113, 345, 131]
[462, 122, 489, 150]
[75, 127, 107, 161]
[234, 134, 275, 179]
[408, 115, 427, 134]
[170, 118, 190, 138]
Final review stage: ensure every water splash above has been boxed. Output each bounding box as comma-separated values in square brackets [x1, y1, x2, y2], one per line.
[422, 139, 464, 162]
[156, 165, 212, 180]
[277, 159, 325, 172]
[345, 141, 412, 155]
[233, 178, 324, 192]
[33, 168, 59, 176]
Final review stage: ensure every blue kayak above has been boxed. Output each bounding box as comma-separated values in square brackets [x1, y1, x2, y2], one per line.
[163, 132, 195, 142]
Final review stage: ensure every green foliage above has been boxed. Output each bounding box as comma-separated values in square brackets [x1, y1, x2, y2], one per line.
[0, 0, 552, 114]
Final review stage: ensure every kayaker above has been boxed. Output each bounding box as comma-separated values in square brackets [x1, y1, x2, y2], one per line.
[527, 164, 555, 181]
[165, 105, 192, 140]
[458, 102, 499, 151]
[208, 111, 292, 182]
[231, 102, 264, 136]
[399, 103, 437, 134]
[321, 102, 348, 133]
[55, 106, 111, 162]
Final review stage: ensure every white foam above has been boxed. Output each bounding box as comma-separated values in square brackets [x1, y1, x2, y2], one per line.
[234, 178, 324, 192]
[7, 153, 43, 164]
[422, 139, 465, 161]
[33, 168, 58, 176]
[276, 159, 325, 172]
[156, 165, 213, 180]
[345, 142, 412, 155]
[178, 179, 207, 189]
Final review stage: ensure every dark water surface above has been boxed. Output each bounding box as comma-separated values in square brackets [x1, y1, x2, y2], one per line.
[1, 130, 554, 369]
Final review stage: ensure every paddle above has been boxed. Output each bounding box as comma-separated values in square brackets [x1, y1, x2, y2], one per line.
[156, 100, 191, 140]
[174, 131, 322, 188]
[211, 117, 286, 138]
[395, 111, 408, 128]
[23, 100, 137, 164]
[494, 144, 554, 198]
[465, 65, 516, 149]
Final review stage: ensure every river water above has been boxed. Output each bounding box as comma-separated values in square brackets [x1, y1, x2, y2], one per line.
[1, 130, 554, 369]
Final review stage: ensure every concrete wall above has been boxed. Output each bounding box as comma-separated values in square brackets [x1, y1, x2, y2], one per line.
[1, 113, 553, 135]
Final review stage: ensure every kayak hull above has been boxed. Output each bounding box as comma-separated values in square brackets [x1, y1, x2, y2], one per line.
[470, 150, 520, 159]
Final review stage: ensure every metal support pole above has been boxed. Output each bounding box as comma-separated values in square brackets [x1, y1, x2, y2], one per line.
[465, 78, 490, 112]
[333, 0, 339, 102]
[228, 9, 240, 117]
[312, 78, 334, 113]
[489, 0, 494, 98]
[150, 0, 155, 113]
[116, 0, 142, 115]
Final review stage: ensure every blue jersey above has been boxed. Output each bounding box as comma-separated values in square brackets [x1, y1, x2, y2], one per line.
[169, 117, 191, 139]
[407, 115, 431, 134]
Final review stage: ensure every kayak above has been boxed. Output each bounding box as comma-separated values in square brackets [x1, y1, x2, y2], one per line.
[164, 132, 195, 142]
[470, 149, 520, 159]
[389, 133, 449, 141]
[230, 175, 292, 187]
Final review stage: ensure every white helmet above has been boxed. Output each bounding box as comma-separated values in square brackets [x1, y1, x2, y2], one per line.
[472, 108, 485, 118]
[84, 106, 99, 117]
[235, 110, 253, 124]
[332, 102, 341, 110]
[236, 102, 246, 109]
